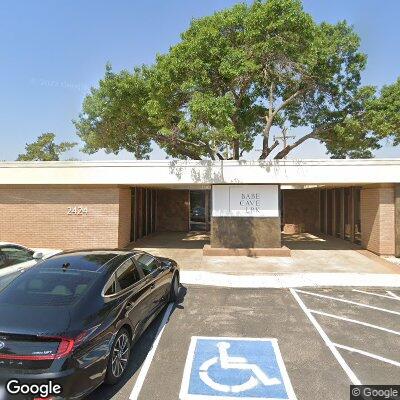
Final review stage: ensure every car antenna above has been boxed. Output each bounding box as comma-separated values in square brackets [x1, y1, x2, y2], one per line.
[62, 262, 71, 271]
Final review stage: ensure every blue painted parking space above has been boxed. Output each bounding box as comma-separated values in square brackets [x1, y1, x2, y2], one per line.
[180, 337, 296, 400]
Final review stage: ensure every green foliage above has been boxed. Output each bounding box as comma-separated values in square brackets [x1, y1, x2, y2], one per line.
[75, 0, 398, 160]
[366, 78, 400, 145]
[17, 133, 77, 161]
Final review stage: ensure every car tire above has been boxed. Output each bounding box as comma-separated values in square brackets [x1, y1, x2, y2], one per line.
[169, 273, 180, 303]
[105, 327, 131, 385]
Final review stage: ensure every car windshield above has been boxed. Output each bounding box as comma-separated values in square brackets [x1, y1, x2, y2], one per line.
[0, 246, 33, 269]
[0, 268, 99, 306]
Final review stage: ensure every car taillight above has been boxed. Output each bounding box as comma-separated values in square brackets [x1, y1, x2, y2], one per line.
[73, 325, 100, 348]
[34, 398, 54, 400]
[0, 337, 74, 361]
[0, 326, 99, 361]
[54, 337, 75, 359]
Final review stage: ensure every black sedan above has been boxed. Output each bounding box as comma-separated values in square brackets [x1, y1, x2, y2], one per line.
[0, 249, 179, 400]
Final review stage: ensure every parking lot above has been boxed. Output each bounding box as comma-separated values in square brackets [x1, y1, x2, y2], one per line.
[88, 285, 400, 400]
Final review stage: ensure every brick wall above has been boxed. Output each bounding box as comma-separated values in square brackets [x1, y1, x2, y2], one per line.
[361, 186, 395, 255]
[0, 186, 130, 250]
[282, 189, 319, 233]
[156, 189, 189, 232]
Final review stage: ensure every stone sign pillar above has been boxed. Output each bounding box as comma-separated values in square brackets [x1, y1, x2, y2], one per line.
[210, 185, 281, 249]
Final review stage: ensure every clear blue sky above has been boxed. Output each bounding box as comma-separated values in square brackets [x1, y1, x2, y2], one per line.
[0, 0, 399, 161]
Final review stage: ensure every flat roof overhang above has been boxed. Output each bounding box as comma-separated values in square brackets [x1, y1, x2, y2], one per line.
[0, 159, 398, 186]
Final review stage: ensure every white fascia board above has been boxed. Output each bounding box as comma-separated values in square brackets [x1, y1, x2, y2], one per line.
[0, 159, 398, 186]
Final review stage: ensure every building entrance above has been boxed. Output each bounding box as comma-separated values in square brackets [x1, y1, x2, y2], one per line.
[190, 190, 211, 231]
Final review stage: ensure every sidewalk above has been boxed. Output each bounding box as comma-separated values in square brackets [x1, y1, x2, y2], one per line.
[131, 232, 399, 276]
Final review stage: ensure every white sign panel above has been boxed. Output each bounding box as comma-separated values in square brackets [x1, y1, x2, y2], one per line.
[212, 185, 279, 217]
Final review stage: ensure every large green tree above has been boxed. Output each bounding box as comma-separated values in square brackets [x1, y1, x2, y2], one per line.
[17, 133, 77, 161]
[75, 0, 399, 160]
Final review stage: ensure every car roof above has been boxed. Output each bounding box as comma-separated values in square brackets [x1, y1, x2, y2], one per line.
[0, 242, 31, 250]
[0, 242, 26, 246]
[36, 250, 135, 273]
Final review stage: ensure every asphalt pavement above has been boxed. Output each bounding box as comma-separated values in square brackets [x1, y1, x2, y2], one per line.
[88, 285, 400, 400]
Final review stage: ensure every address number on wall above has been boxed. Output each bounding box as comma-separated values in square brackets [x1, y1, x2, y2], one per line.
[67, 206, 88, 215]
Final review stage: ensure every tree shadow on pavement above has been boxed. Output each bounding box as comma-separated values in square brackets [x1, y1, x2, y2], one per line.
[86, 284, 187, 400]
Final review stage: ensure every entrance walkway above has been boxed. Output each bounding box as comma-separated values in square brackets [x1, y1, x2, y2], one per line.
[129, 232, 398, 276]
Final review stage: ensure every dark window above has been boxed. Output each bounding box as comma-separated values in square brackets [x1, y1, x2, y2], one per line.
[0, 269, 98, 306]
[134, 253, 158, 276]
[0, 246, 33, 269]
[115, 260, 140, 291]
[104, 280, 116, 296]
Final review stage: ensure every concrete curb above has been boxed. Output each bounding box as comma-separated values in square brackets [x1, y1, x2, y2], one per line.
[180, 271, 400, 288]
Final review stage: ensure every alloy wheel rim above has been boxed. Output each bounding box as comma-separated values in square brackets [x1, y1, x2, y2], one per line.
[111, 333, 129, 378]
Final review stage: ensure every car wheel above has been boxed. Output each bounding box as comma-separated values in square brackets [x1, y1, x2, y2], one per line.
[105, 328, 131, 385]
[169, 273, 180, 303]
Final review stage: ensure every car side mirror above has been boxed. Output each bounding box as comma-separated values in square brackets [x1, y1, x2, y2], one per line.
[32, 251, 44, 260]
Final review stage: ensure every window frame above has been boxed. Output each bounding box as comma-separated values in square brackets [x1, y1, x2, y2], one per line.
[102, 256, 144, 299]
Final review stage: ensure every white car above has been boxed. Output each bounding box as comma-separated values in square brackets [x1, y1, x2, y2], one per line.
[0, 242, 62, 279]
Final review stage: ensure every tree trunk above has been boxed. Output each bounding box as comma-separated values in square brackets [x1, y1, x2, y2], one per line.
[233, 140, 240, 160]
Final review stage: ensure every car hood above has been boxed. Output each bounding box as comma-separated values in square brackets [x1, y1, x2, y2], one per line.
[0, 304, 71, 336]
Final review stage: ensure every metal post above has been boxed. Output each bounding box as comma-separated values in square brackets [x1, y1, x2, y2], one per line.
[350, 187, 355, 243]
[324, 189, 328, 235]
[340, 188, 345, 239]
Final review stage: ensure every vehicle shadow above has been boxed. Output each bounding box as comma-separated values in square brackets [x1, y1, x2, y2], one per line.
[86, 284, 188, 400]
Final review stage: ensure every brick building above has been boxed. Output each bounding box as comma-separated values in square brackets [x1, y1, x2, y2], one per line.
[0, 159, 398, 257]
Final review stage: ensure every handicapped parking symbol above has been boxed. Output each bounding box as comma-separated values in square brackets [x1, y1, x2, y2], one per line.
[199, 341, 281, 393]
[180, 337, 296, 400]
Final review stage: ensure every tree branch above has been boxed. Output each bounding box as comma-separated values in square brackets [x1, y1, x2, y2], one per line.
[154, 131, 203, 160]
[271, 88, 305, 119]
[274, 130, 319, 159]
[260, 86, 308, 159]
[269, 139, 280, 154]
[260, 82, 275, 159]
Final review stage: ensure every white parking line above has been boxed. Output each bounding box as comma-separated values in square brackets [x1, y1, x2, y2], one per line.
[180, 272, 400, 288]
[309, 309, 400, 336]
[290, 289, 361, 385]
[387, 291, 400, 300]
[353, 289, 400, 300]
[295, 289, 400, 316]
[130, 303, 174, 400]
[333, 343, 400, 367]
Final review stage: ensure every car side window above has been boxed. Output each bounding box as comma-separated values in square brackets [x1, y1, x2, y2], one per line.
[133, 253, 159, 276]
[115, 259, 141, 291]
[104, 280, 116, 296]
[0, 246, 34, 269]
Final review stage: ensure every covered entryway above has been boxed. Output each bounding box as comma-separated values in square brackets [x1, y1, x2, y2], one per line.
[127, 231, 397, 275]
[281, 184, 397, 256]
